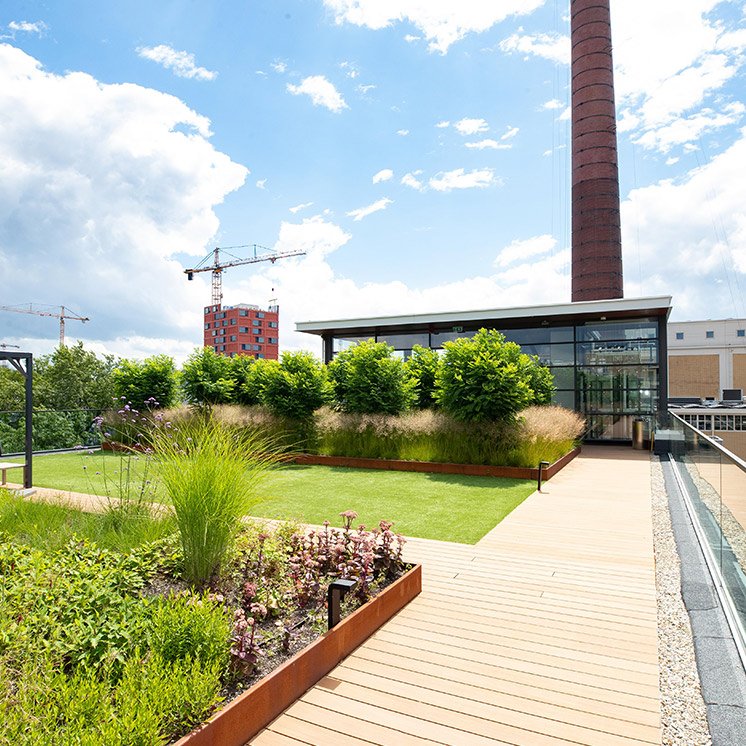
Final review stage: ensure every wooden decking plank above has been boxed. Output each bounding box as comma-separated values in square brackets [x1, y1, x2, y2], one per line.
[249, 728, 308, 745]
[328, 668, 661, 745]
[372, 627, 659, 689]
[344, 650, 661, 727]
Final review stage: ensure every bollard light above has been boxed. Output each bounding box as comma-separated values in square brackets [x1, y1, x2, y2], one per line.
[327, 578, 358, 630]
[537, 461, 550, 492]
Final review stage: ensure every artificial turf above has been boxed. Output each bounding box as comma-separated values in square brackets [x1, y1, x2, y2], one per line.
[24, 451, 535, 544]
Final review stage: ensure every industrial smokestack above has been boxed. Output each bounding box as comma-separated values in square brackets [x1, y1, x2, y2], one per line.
[571, 0, 624, 301]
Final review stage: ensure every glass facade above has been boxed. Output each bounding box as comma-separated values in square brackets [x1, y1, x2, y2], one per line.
[326, 314, 665, 441]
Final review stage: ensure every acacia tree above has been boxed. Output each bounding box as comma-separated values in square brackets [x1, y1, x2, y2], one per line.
[327, 340, 415, 415]
[435, 329, 555, 422]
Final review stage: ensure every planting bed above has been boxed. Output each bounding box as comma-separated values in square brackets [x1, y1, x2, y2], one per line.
[0, 492, 414, 745]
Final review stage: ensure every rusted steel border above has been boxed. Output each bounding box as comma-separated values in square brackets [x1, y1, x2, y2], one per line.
[175, 564, 422, 746]
[292, 447, 581, 482]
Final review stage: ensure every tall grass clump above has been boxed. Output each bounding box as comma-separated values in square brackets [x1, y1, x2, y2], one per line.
[509, 406, 586, 467]
[152, 418, 280, 586]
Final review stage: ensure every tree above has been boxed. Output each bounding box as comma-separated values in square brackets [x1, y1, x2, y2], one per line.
[405, 345, 441, 409]
[0, 366, 25, 411]
[262, 351, 328, 419]
[435, 329, 555, 422]
[327, 340, 415, 415]
[240, 358, 280, 406]
[34, 342, 117, 411]
[112, 355, 179, 409]
[230, 355, 257, 406]
[181, 348, 236, 406]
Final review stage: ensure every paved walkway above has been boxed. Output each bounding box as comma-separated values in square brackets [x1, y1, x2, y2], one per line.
[251, 446, 662, 745]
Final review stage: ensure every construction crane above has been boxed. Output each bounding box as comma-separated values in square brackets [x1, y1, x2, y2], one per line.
[184, 244, 306, 306]
[0, 304, 90, 347]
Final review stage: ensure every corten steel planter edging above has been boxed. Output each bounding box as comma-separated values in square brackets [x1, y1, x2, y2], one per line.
[292, 447, 581, 481]
[174, 563, 422, 746]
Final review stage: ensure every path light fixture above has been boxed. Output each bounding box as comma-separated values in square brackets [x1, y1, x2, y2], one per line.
[327, 578, 357, 630]
[538, 461, 550, 492]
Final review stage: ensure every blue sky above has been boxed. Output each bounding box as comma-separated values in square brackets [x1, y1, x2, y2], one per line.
[1, 1, 745, 362]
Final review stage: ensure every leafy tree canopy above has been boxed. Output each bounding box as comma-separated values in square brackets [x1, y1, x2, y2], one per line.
[112, 355, 179, 409]
[327, 339, 415, 415]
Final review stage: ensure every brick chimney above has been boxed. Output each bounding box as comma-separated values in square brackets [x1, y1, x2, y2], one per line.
[571, 0, 624, 301]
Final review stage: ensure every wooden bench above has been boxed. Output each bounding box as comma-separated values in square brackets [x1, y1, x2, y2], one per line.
[0, 462, 25, 486]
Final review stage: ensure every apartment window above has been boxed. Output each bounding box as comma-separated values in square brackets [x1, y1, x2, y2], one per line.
[204, 323, 210, 330]
[257, 312, 265, 318]
[214, 312, 225, 320]
[675, 332, 684, 340]
[239, 309, 248, 317]
[239, 326, 249, 333]
[230, 335, 237, 342]
[230, 318, 237, 325]
[268, 337, 277, 344]
[219, 345, 225, 351]
[222, 320, 228, 327]
[257, 353, 265, 359]
[252, 344, 260, 350]
[738, 330, 745, 338]
[706, 330, 714, 339]
[268, 321, 278, 328]
[241, 344, 250, 351]
[211, 330, 217, 337]
[252, 320, 261, 327]
[217, 337, 225, 344]
[213, 346, 219, 353]
[255, 337, 264, 343]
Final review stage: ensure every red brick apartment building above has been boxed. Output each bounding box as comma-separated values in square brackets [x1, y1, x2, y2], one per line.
[203, 303, 279, 359]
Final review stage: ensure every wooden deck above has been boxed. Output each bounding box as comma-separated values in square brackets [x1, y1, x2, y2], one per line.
[252, 446, 661, 745]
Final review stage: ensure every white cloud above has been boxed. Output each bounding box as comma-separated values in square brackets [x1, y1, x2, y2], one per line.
[346, 197, 393, 221]
[340, 61, 358, 78]
[372, 168, 394, 183]
[286, 75, 348, 112]
[137, 44, 217, 81]
[454, 117, 489, 136]
[501, 126, 519, 140]
[397, 129, 410, 136]
[7, 21, 47, 35]
[271, 61, 287, 73]
[464, 139, 511, 150]
[494, 234, 556, 268]
[621, 129, 746, 320]
[0, 43, 247, 355]
[357, 83, 376, 95]
[435, 120, 450, 128]
[429, 167, 498, 191]
[541, 99, 564, 110]
[256, 178, 267, 189]
[289, 201, 314, 214]
[323, 0, 545, 53]
[499, 31, 569, 64]
[404, 34, 421, 43]
[401, 172, 424, 191]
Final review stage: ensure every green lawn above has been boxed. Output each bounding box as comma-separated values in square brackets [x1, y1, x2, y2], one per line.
[26, 451, 535, 544]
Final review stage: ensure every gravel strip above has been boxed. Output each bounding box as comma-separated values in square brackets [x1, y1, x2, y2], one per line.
[651, 456, 712, 745]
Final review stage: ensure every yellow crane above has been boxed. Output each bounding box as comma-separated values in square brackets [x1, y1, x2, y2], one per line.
[184, 244, 306, 306]
[0, 304, 90, 347]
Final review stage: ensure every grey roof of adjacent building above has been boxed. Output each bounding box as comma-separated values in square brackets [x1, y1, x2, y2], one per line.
[296, 295, 673, 334]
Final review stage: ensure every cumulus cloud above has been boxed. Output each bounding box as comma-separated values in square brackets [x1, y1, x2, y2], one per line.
[464, 139, 511, 150]
[454, 117, 489, 135]
[541, 99, 564, 110]
[286, 75, 348, 112]
[289, 201, 314, 214]
[621, 128, 746, 319]
[499, 31, 568, 64]
[0, 43, 247, 355]
[494, 234, 556, 268]
[6, 20, 47, 35]
[346, 197, 393, 221]
[372, 168, 394, 183]
[429, 167, 498, 191]
[137, 44, 217, 81]
[323, 0, 544, 53]
[401, 172, 424, 191]
[397, 128, 410, 136]
[435, 120, 450, 128]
